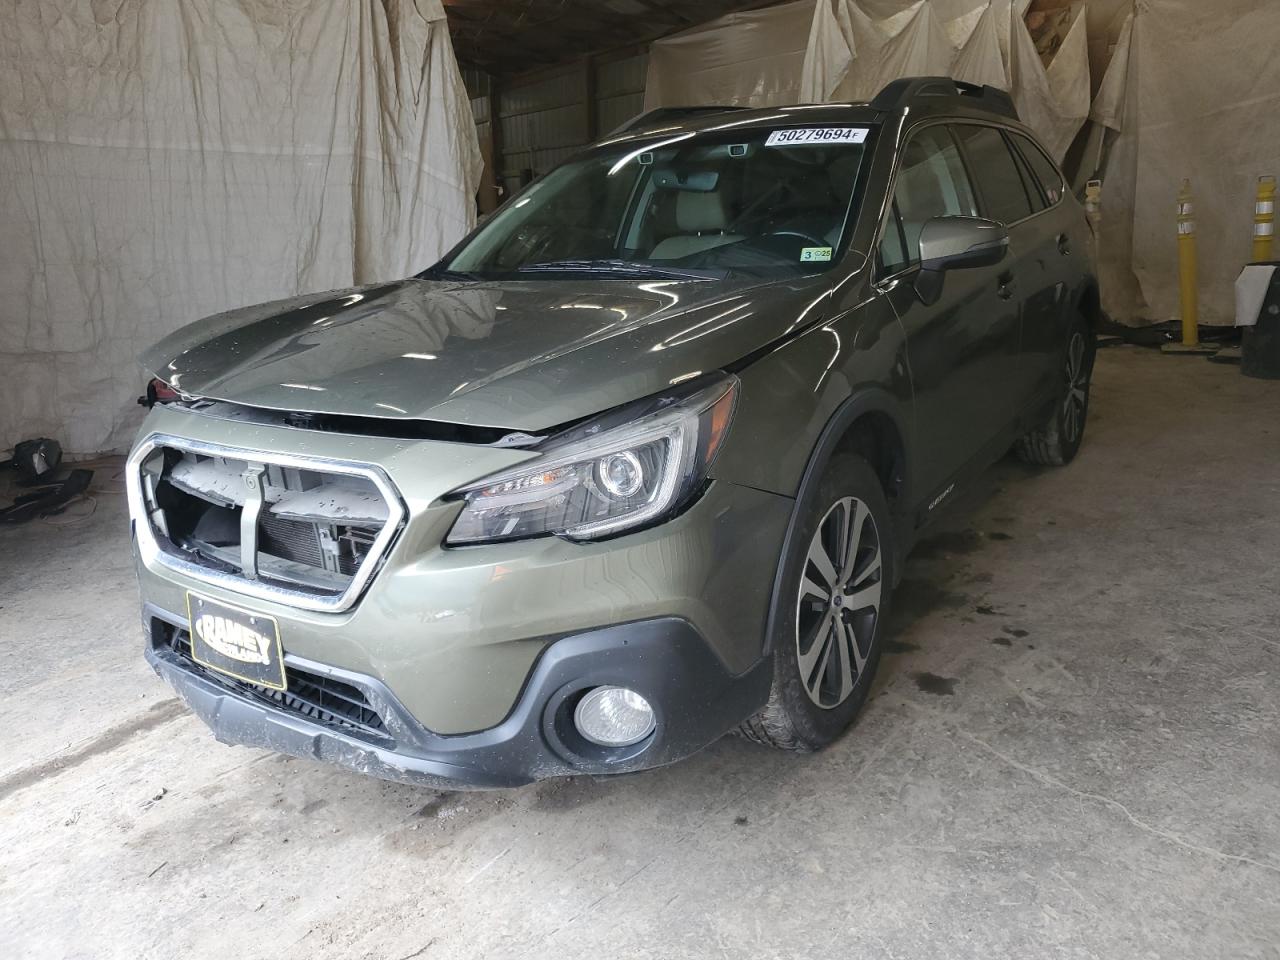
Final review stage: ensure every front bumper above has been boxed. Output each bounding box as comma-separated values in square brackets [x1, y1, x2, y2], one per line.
[146, 606, 770, 789]
[130, 404, 793, 736]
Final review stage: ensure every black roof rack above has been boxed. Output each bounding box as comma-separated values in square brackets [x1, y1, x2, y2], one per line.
[870, 76, 1018, 120]
[610, 105, 747, 135]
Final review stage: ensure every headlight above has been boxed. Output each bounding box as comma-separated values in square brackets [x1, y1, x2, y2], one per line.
[446, 375, 738, 544]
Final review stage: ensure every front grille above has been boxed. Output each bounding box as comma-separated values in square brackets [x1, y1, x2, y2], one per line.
[166, 626, 390, 743]
[129, 437, 401, 611]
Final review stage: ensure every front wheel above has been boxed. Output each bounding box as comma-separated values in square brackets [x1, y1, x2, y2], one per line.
[739, 453, 893, 752]
[1016, 313, 1095, 466]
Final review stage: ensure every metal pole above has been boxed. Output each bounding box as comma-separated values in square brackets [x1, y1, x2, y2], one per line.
[1163, 179, 1214, 354]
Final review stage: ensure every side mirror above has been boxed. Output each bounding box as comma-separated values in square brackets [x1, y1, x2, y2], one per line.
[913, 216, 1009, 305]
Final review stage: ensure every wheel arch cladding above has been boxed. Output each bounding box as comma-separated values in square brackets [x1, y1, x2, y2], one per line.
[1076, 278, 1103, 332]
[831, 408, 907, 507]
[758, 387, 910, 657]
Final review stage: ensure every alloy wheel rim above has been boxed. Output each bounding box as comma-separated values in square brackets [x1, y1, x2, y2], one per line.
[1062, 331, 1088, 443]
[795, 496, 883, 709]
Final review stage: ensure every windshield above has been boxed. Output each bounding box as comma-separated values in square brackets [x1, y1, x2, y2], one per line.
[438, 125, 874, 280]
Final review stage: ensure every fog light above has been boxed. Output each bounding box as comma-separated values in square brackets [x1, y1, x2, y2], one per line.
[573, 686, 655, 747]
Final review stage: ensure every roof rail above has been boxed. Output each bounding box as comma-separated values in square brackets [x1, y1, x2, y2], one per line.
[870, 76, 1018, 120]
[609, 105, 746, 136]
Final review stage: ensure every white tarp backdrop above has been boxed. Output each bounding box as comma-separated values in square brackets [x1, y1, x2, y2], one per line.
[648, 0, 1280, 326]
[803, 0, 955, 103]
[1008, 2, 1091, 162]
[643, 0, 817, 110]
[950, 4, 1008, 89]
[1089, 0, 1280, 326]
[0, 0, 482, 456]
[798, 0, 1090, 162]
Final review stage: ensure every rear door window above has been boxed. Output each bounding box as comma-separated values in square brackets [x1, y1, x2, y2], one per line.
[879, 125, 978, 275]
[1011, 133, 1065, 206]
[952, 125, 1037, 226]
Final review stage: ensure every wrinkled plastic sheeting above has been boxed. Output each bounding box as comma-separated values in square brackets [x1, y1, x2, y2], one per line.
[803, 1, 958, 102]
[800, 1, 1089, 161]
[1096, 0, 1280, 326]
[803, 1, 981, 102]
[801, 0, 858, 102]
[0, 0, 482, 455]
[1008, 2, 1091, 161]
[1082, 10, 1141, 323]
[643, 0, 817, 110]
[1089, 9, 1132, 133]
[951, 5, 1008, 89]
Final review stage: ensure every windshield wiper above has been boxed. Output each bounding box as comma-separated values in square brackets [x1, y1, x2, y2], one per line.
[514, 259, 723, 281]
[417, 266, 483, 282]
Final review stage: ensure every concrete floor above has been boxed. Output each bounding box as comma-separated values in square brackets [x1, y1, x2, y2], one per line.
[1, 345, 1278, 959]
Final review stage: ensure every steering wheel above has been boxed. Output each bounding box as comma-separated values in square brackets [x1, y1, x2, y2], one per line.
[765, 228, 828, 246]
[500, 225, 556, 265]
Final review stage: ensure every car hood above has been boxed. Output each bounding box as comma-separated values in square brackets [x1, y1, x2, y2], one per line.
[141, 274, 837, 431]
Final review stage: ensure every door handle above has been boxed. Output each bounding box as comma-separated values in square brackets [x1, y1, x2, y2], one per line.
[997, 270, 1016, 300]
[1057, 233, 1071, 256]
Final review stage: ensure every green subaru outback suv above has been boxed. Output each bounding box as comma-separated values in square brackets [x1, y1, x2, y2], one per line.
[128, 78, 1098, 788]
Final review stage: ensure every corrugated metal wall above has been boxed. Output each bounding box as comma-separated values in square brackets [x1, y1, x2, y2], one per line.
[497, 65, 588, 196]
[465, 52, 649, 204]
[596, 53, 648, 136]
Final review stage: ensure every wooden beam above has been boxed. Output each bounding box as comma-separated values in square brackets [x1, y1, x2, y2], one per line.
[483, 78, 504, 212]
[447, 14, 583, 73]
[446, 0, 800, 76]
[628, 0, 696, 25]
[450, 0, 640, 42]
[447, 5, 632, 73]
[447, 0, 677, 53]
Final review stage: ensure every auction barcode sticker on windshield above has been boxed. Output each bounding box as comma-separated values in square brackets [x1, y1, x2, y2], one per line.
[766, 127, 868, 147]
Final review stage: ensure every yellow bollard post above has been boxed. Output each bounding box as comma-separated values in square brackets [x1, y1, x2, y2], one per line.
[1178, 180, 1198, 344]
[1163, 179, 1214, 353]
[1254, 175, 1276, 263]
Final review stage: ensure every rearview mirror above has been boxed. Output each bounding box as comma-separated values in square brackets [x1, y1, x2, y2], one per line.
[652, 168, 720, 192]
[914, 216, 1009, 305]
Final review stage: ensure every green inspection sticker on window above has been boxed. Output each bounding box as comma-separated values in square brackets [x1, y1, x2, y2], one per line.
[800, 247, 833, 262]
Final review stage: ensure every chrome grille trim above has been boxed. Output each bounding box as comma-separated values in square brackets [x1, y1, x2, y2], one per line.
[127, 433, 406, 613]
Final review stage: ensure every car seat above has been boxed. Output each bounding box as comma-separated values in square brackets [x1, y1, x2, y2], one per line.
[649, 191, 743, 260]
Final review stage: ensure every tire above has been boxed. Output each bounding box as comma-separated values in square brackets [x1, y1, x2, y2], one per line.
[739, 453, 893, 752]
[1016, 313, 1096, 467]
